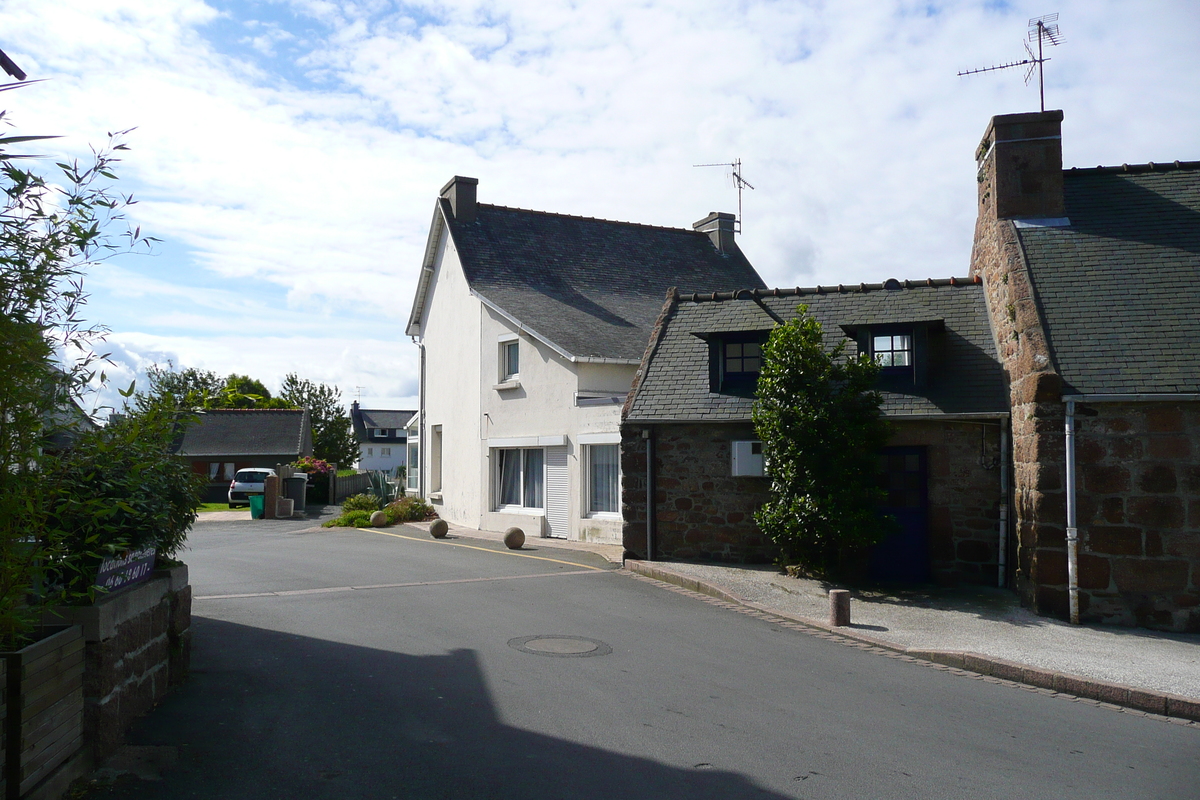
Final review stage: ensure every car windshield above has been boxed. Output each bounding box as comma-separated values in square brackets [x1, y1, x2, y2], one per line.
[234, 471, 270, 483]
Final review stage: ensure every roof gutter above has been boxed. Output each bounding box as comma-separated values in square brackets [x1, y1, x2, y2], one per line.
[470, 289, 640, 365]
[624, 411, 1011, 425]
[405, 204, 447, 337]
[1062, 393, 1200, 402]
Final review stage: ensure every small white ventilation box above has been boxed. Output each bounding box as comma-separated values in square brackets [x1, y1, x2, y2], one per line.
[731, 440, 764, 476]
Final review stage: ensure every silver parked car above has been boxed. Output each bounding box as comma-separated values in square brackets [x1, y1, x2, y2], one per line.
[228, 468, 277, 508]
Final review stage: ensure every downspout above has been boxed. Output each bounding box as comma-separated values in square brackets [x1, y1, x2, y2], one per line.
[998, 421, 1009, 588]
[645, 427, 656, 560]
[412, 336, 426, 499]
[1064, 399, 1079, 624]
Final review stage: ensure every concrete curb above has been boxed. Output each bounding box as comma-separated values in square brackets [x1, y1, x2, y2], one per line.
[624, 559, 1200, 724]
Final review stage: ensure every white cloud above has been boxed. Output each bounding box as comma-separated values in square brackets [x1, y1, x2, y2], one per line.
[1, 0, 1197, 403]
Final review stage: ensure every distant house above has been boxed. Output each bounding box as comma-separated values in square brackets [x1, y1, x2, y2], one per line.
[970, 110, 1200, 631]
[620, 280, 1009, 583]
[350, 402, 414, 472]
[174, 409, 313, 502]
[405, 176, 765, 543]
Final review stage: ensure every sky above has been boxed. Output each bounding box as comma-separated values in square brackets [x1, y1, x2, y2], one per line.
[1, 0, 1197, 417]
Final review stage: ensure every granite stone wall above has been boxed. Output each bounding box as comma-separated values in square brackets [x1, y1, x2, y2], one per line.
[621, 423, 771, 562]
[970, 111, 1200, 631]
[889, 421, 1006, 586]
[1071, 403, 1200, 630]
[622, 420, 1008, 582]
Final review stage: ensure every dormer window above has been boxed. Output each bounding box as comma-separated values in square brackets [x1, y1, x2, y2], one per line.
[724, 340, 762, 377]
[872, 334, 912, 368]
[700, 331, 770, 396]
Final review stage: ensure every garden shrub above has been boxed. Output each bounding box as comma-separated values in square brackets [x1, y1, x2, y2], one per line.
[384, 497, 434, 524]
[322, 510, 374, 528]
[42, 404, 206, 597]
[753, 304, 892, 578]
[341, 493, 380, 513]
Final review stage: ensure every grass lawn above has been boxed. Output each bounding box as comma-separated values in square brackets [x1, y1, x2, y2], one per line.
[197, 502, 242, 513]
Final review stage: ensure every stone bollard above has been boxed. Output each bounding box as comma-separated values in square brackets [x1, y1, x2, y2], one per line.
[829, 589, 851, 627]
[429, 519, 449, 539]
[503, 527, 525, 550]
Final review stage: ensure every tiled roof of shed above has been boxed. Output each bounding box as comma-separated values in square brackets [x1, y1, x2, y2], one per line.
[624, 280, 1006, 423]
[443, 201, 766, 361]
[1018, 162, 1200, 394]
[176, 409, 311, 458]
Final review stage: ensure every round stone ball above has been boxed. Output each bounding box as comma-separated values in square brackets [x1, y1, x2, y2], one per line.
[503, 527, 525, 550]
[369, 510, 388, 527]
[429, 519, 449, 538]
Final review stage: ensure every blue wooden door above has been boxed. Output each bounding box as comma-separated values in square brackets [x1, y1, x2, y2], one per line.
[869, 446, 929, 582]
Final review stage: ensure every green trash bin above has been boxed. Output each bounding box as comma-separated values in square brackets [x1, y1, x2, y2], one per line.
[248, 494, 265, 519]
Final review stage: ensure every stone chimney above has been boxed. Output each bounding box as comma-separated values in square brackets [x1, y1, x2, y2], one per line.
[977, 110, 1064, 220]
[693, 211, 738, 254]
[440, 176, 478, 223]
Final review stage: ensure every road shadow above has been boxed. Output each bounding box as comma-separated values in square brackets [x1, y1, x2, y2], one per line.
[79, 617, 789, 800]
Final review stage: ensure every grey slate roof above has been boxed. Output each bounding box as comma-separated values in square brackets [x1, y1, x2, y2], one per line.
[351, 408, 415, 441]
[625, 280, 1007, 422]
[1017, 163, 1200, 395]
[443, 201, 766, 361]
[176, 409, 312, 458]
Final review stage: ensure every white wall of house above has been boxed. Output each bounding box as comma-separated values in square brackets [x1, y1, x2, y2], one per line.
[417, 227, 485, 529]
[358, 441, 406, 472]
[415, 219, 631, 544]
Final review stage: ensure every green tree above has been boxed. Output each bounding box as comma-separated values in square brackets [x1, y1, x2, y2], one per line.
[139, 363, 224, 411]
[206, 373, 293, 409]
[752, 305, 892, 577]
[0, 116, 157, 642]
[279, 373, 357, 466]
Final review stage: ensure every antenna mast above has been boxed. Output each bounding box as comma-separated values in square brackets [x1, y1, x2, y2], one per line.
[693, 158, 755, 233]
[957, 13, 1062, 112]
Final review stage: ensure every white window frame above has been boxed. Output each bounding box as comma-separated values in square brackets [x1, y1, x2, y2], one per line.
[406, 442, 419, 491]
[493, 447, 545, 512]
[731, 440, 765, 477]
[498, 333, 520, 384]
[380, 447, 391, 457]
[583, 443, 621, 518]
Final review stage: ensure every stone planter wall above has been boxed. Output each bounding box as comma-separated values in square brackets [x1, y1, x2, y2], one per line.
[42, 565, 191, 762]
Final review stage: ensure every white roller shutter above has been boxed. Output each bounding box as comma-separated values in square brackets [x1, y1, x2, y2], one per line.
[545, 445, 568, 539]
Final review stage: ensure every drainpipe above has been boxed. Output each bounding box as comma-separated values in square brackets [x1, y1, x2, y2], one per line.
[645, 427, 656, 560]
[1064, 399, 1079, 624]
[998, 422, 1009, 588]
[412, 336, 426, 499]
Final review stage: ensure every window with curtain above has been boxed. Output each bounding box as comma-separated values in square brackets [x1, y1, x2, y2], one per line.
[496, 448, 544, 509]
[588, 445, 618, 514]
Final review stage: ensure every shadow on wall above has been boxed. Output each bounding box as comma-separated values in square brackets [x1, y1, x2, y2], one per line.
[99, 618, 791, 800]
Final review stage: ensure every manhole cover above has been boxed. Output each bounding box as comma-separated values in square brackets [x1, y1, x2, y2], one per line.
[508, 635, 612, 658]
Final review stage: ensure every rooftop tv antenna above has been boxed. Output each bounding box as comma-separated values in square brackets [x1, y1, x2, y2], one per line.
[957, 13, 1062, 112]
[693, 158, 754, 233]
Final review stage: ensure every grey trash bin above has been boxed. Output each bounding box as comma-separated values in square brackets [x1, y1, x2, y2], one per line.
[284, 473, 309, 512]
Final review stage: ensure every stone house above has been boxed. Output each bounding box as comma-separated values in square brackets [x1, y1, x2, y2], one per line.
[970, 110, 1200, 631]
[619, 280, 1009, 584]
[174, 408, 313, 502]
[405, 176, 764, 543]
[350, 401, 414, 472]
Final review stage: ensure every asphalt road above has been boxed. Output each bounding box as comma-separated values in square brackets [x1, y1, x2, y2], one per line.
[86, 514, 1200, 799]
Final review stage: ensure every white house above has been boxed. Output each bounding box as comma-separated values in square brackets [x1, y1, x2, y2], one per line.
[350, 402, 415, 473]
[405, 176, 765, 543]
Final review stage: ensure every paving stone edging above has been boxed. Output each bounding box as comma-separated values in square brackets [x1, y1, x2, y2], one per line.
[624, 559, 1200, 724]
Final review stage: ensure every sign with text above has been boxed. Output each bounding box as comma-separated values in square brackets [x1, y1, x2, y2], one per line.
[96, 547, 156, 592]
